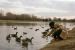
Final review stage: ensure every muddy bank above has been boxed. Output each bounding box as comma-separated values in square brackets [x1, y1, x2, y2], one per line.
[40, 28, 75, 50]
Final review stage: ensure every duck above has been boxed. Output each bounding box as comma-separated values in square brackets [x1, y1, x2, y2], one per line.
[42, 31, 47, 34]
[42, 31, 48, 38]
[6, 34, 11, 40]
[15, 36, 22, 42]
[11, 32, 18, 37]
[23, 32, 27, 35]
[6, 34, 11, 43]
[45, 29, 49, 32]
[25, 37, 34, 44]
[14, 27, 17, 30]
[22, 37, 34, 44]
[35, 29, 39, 31]
[41, 27, 44, 28]
[29, 28, 33, 29]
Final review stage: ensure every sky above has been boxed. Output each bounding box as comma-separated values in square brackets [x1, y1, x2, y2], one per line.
[0, 0, 75, 19]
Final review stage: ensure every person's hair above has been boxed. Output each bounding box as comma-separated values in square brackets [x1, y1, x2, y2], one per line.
[49, 21, 55, 28]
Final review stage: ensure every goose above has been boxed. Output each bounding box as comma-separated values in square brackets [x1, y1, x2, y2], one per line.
[25, 37, 34, 44]
[11, 32, 18, 37]
[6, 34, 11, 43]
[22, 37, 34, 45]
[15, 36, 22, 42]
[6, 34, 11, 40]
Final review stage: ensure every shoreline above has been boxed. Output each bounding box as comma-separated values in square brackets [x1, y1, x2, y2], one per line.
[40, 28, 75, 50]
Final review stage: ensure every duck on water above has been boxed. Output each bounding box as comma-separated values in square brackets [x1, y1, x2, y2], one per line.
[11, 32, 18, 37]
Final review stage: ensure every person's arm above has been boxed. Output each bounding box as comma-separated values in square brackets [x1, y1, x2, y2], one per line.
[46, 29, 55, 36]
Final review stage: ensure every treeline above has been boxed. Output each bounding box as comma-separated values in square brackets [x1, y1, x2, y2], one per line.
[0, 12, 44, 21]
[0, 12, 53, 21]
[52, 17, 75, 22]
[0, 12, 75, 22]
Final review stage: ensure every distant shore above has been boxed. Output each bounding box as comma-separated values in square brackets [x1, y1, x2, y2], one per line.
[0, 20, 45, 23]
[40, 28, 75, 50]
[0, 20, 75, 23]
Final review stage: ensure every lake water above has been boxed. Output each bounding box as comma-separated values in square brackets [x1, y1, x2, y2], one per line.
[0, 22, 75, 50]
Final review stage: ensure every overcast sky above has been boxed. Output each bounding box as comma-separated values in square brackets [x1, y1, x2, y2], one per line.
[0, 0, 75, 19]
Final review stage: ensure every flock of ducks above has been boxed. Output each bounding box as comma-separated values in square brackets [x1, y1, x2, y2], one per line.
[6, 31, 34, 48]
[6, 26, 34, 48]
[6, 26, 49, 48]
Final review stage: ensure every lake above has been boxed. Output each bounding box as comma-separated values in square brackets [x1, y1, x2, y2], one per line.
[0, 21, 75, 50]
